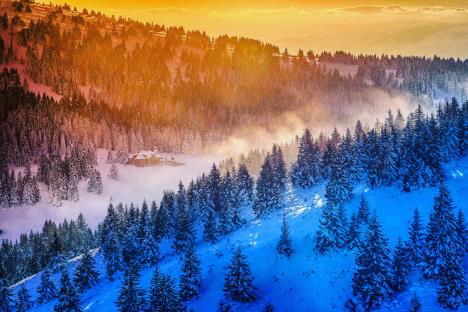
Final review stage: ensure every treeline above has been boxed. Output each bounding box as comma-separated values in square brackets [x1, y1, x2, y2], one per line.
[318, 50, 468, 100]
[0, 213, 96, 285]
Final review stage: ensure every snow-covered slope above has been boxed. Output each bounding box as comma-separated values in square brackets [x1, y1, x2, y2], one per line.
[13, 157, 468, 312]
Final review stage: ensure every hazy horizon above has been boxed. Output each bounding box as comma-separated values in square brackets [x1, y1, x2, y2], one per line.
[48, 0, 468, 59]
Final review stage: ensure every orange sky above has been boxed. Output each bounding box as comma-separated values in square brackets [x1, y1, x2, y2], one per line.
[49, 1, 468, 58]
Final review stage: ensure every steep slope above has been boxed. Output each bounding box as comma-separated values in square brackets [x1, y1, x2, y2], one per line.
[13, 156, 467, 312]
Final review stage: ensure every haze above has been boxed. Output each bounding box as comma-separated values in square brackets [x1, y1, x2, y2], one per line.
[47, 1, 468, 58]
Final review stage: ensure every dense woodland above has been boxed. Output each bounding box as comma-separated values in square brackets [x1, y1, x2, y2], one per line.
[0, 1, 467, 157]
[1, 99, 467, 311]
[0, 2, 467, 311]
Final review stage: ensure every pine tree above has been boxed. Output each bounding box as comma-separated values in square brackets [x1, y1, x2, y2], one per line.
[219, 172, 235, 235]
[270, 145, 287, 207]
[173, 184, 195, 254]
[357, 196, 370, 224]
[148, 269, 180, 312]
[456, 209, 467, 252]
[407, 207, 425, 266]
[235, 163, 254, 204]
[276, 212, 293, 258]
[314, 203, 347, 254]
[137, 201, 159, 266]
[15, 285, 32, 312]
[422, 183, 458, 279]
[223, 247, 256, 302]
[47, 231, 66, 272]
[208, 164, 222, 212]
[0, 277, 14, 312]
[346, 211, 362, 250]
[102, 204, 122, 280]
[291, 129, 321, 188]
[203, 208, 218, 243]
[437, 249, 467, 310]
[154, 195, 170, 240]
[352, 213, 391, 311]
[87, 169, 103, 195]
[68, 164, 80, 201]
[179, 243, 202, 301]
[106, 150, 114, 164]
[109, 163, 119, 180]
[409, 293, 421, 312]
[122, 204, 141, 268]
[54, 271, 82, 312]
[37, 268, 57, 303]
[116, 266, 146, 312]
[324, 153, 353, 207]
[390, 238, 411, 291]
[253, 154, 276, 217]
[23, 176, 40, 205]
[74, 250, 99, 292]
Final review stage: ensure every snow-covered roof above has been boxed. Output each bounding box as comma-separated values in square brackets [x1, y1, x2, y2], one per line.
[130, 150, 161, 160]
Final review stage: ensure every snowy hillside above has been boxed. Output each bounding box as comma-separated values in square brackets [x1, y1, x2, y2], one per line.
[12, 156, 467, 312]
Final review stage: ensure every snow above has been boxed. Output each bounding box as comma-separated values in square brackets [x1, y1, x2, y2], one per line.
[0, 149, 219, 240]
[11, 156, 468, 311]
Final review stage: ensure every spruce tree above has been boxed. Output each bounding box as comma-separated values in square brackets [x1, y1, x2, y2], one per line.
[203, 208, 218, 243]
[409, 293, 421, 312]
[422, 183, 458, 279]
[137, 201, 159, 266]
[437, 249, 467, 310]
[102, 205, 122, 280]
[407, 207, 425, 266]
[179, 243, 202, 301]
[346, 211, 362, 250]
[271, 145, 287, 200]
[223, 247, 256, 302]
[23, 176, 40, 205]
[219, 172, 235, 235]
[122, 205, 141, 268]
[235, 163, 254, 204]
[314, 203, 346, 254]
[276, 212, 293, 258]
[324, 153, 353, 207]
[253, 154, 275, 217]
[87, 169, 103, 195]
[390, 238, 411, 291]
[456, 209, 467, 252]
[291, 128, 321, 188]
[173, 185, 195, 254]
[116, 266, 146, 312]
[208, 164, 222, 212]
[0, 277, 13, 312]
[148, 269, 180, 312]
[352, 213, 391, 311]
[74, 250, 99, 293]
[15, 285, 32, 312]
[357, 195, 370, 224]
[154, 195, 170, 240]
[54, 271, 82, 312]
[37, 268, 57, 303]
[106, 150, 114, 164]
[109, 163, 119, 180]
